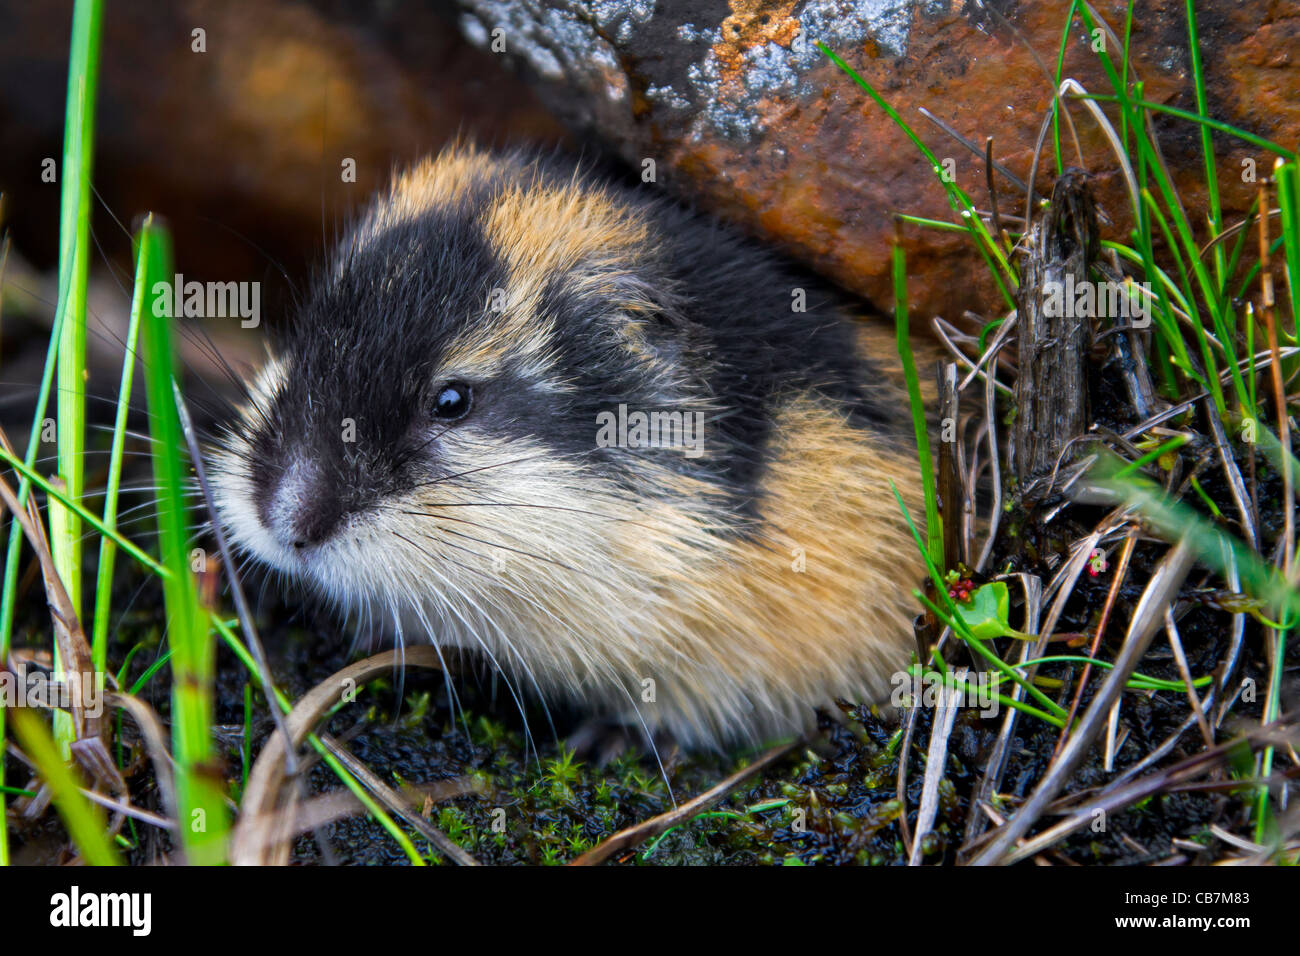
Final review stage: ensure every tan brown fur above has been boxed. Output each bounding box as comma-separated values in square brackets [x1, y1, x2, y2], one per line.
[214, 145, 931, 749]
[359, 391, 927, 747]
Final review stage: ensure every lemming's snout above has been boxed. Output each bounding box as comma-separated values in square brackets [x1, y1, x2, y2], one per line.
[258, 459, 345, 551]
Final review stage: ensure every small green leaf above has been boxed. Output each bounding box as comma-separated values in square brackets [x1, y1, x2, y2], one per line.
[956, 582, 1011, 639]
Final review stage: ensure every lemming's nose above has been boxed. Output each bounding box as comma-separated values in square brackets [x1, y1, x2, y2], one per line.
[290, 498, 345, 549]
[262, 460, 343, 551]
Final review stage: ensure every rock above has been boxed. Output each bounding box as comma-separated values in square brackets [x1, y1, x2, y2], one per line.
[1, 2, 1293, 329]
[454, 0, 1300, 323]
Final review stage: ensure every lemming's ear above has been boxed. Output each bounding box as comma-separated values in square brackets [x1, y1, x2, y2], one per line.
[605, 266, 703, 347]
[566, 260, 711, 400]
[575, 249, 700, 331]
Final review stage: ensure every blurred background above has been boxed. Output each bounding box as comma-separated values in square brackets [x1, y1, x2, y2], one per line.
[1, 0, 1295, 422]
[0, 0, 566, 418]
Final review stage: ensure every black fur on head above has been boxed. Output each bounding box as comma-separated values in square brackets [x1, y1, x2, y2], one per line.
[233, 148, 911, 553]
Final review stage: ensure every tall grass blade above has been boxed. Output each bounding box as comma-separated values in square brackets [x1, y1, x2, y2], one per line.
[892, 241, 943, 573]
[90, 217, 159, 672]
[48, 0, 104, 756]
[0, 0, 102, 865]
[8, 706, 121, 865]
[138, 227, 229, 864]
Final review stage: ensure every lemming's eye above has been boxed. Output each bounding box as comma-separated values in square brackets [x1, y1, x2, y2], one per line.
[433, 382, 473, 421]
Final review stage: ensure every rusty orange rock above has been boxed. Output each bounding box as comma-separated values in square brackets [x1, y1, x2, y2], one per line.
[457, 0, 1300, 323]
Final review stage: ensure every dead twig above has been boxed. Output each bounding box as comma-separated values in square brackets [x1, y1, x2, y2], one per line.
[570, 737, 803, 866]
[969, 539, 1198, 864]
[896, 698, 919, 859]
[1014, 168, 1096, 488]
[1257, 183, 1292, 579]
[1053, 529, 1137, 759]
[911, 682, 959, 865]
[320, 733, 482, 866]
[0, 428, 101, 746]
[235, 778, 479, 844]
[229, 645, 449, 865]
[995, 714, 1299, 864]
[937, 362, 968, 569]
[1162, 608, 1215, 750]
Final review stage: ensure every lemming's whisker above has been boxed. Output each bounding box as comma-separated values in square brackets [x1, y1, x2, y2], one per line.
[23, 386, 164, 423]
[393, 532, 545, 734]
[409, 454, 550, 491]
[404, 499, 673, 540]
[411, 526, 673, 797]
[604, 670, 676, 805]
[31, 448, 122, 464]
[254, 568, 275, 615]
[394, 421, 458, 467]
[398, 514, 590, 578]
[390, 607, 408, 731]
[176, 320, 256, 405]
[73, 516, 161, 545]
[403, 500, 636, 522]
[103, 498, 165, 519]
[407, 524, 673, 782]
[98, 573, 169, 683]
[88, 423, 168, 445]
[392, 529, 548, 763]
[95, 483, 203, 497]
[407, 600, 470, 741]
[400, 580, 473, 738]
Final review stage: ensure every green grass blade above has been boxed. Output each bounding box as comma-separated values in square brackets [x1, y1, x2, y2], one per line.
[892, 241, 942, 573]
[1185, 0, 1227, 293]
[1094, 456, 1300, 624]
[1275, 159, 1300, 330]
[1051, 0, 1083, 175]
[90, 217, 161, 672]
[817, 42, 1019, 306]
[0, 445, 170, 579]
[0, 0, 102, 866]
[48, 0, 104, 757]
[138, 228, 230, 864]
[8, 706, 120, 865]
[1072, 94, 1296, 159]
[1118, 0, 1136, 155]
